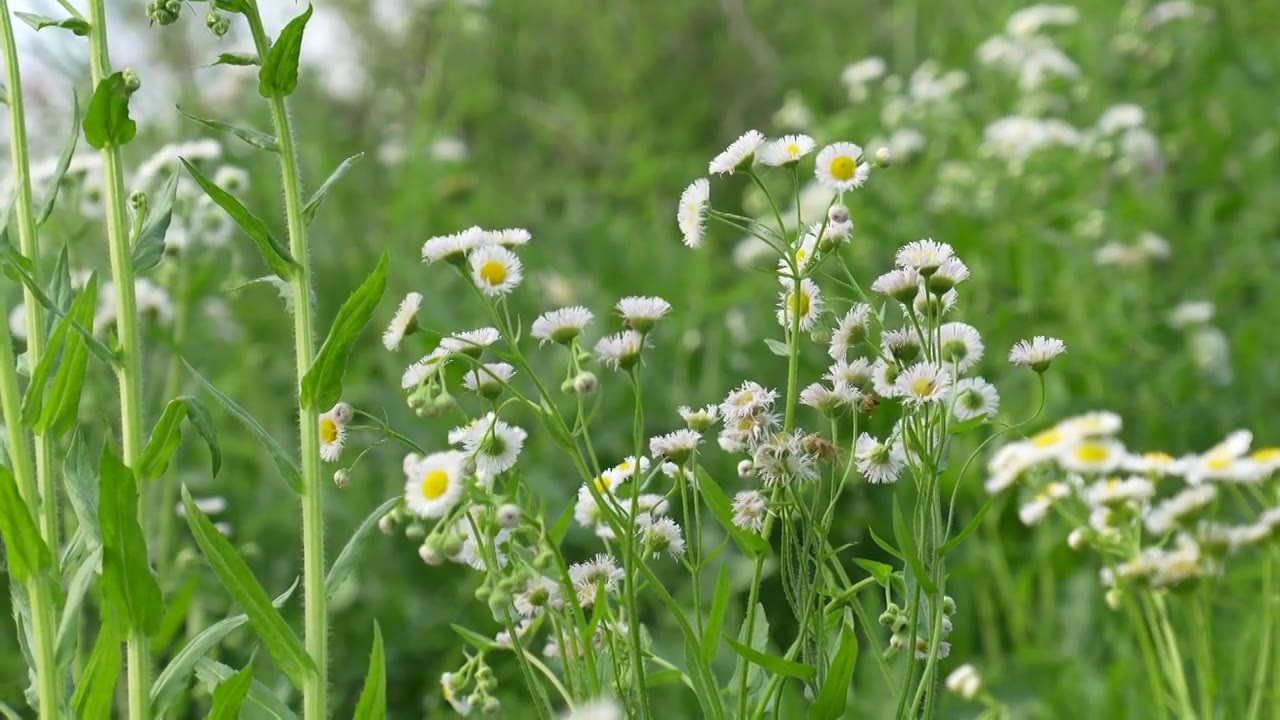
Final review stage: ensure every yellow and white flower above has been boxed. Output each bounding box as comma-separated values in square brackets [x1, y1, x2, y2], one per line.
[404, 451, 466, 518]
[951, 377, 1000, 421]
[318, 402, 353, 463]
[776, 277, 823, 332]
[855, 432, 904, 484]
[617, 296, 672, 332]
[462, 362, 516, 399]
[759, 133, 816, 167]
[815, 141, 870, 191]
[382, 292, 422, 350]
[1008, 336, 1067, 372]
[422, 226, 485, 264]
[896, 362, 952, 404]
[1084, 476, 1155, 507]
[531, 306, 593, 345]
[469, 245, 523, 296]
[895, 238, 954, 273]
[677, 178, 710, 248]
[709, 129, 765, 175]
[1059, 438, 1126, 474]
[1146, 484, 1217, 535]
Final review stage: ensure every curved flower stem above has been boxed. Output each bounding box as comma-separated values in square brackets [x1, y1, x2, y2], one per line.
[243, 7, 328, 716]
[623, 369, 653, 719]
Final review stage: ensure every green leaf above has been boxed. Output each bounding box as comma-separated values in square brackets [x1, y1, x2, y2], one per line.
[195, 659, 297, 720]
[213, 52, 260, 66]
[549, 501, 574, 544]
[0, 701, 24, 720]
[730, 602, 770, 698]
[34, 275, 97, 438]
[702, 563, 731, 662]
[82, 72, 136, 149]
[57, 547, 103, 665]
[891, 494, 938, 596]
[352, 623, 386, 720]
[99, 444, 165, 635]
[948, 415, 988, 436]
[151, 579, 297, 714]
[181, 158, 299, 281]
[179, 107, 279, 152]
[451, 624, 498, 652]
[258, 5, 313, 97]
[300, 252, 388, 410]
[644, 669, 686, 688]
[695, 467, 770, 558]
[809, 622, 858, 720]
[62, 431, 100, 546]
[14, 11, 90, 35]
[132, 165, 180, 272]
[205, 664, 254, 719]
[867, 525, 903, 562]
[182, 486, 315, 688]
[36, 94, 80, 225]
[0, 255, 115, 365]
[19, 286, 74, 426]
[184, 359, 302, 493]
[853, 558, 895, 589]
[764, 338, 789, 356]
[138, 396, 222, 482]
[940, 494, 997, 556]
[684, 640, 719, 720]
[303, 153, 362, 225]
[0, 465, 53, 583]
[724, 633, 815, 681]
[72, 620, 124, 719]
[326, 496, 399, 599]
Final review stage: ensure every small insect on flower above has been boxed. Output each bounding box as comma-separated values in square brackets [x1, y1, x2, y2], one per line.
[462, 362, 517, 400]
[649, 429, 702, 466]
[815, 141, 871, 191]
[896, 362, 952, 404]
[895, 239, 955, 274]
[678, 404, 719, 432]
[759, 133, 816, 167]
[318, 402, 353, 462]
[404, 451, 466, 519]
[709, 129, 766, 175]
[617, 296, 672, 333]
[677, 178, 710, 248]
[871, 267, 922, 303]
[638, 514, 686, 559]
[383, 292, 422, 351]
[569, 553, 624, 606]
[829, 303, 872, 360]
[776, 277, 824, 332]
[469, 245, 524, 296]
[855, 432, 905, 484]
[939, 322, 985, 372]
[1009, 336, 1067, 372]
[595, 329, 647, 370]
[531, 306, 594, 345]
[951, 377, 1000, 421]
[732, 490, 769, 532]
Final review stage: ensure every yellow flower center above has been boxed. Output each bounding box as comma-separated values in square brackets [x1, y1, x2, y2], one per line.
[1105, 477, 1120, 490]
[319, 417, 339, 444]
[787, 291, 811, 317]
[1251, 448, 1280, 462]
[909, 378, 935, 397]
[1073, 443, 1111, 464]
[1206, 456, 1232, 471]
[479, 260, 507, 286]
[1144, 452, 1173, 464]
[421, 469, 450, 500]
[594, 474, 612, 493]
[796, 248, 809, 264]
[828, 155, 857, 181]
[786, 143, 800, 157]
[1031, 429, 1061, 448]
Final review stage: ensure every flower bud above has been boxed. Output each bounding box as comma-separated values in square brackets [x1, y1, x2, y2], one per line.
[474, 584, 491, 602]
[206, 8, 232, 38]
[333, 469, 350, 488]
[147, 0, 182, 25]
[377, 514, 395, 535]
[418, 544, 442, 566]
[441, 534, 464, 556]
[874, 147, 893, 167]
[129, 191, 148, 218]
[828, 204, 850, 226]
[737, 459, 753, 478]
[488, 589, 512, 612]
[482, 697, 501, 715]
[496, 504, 521, 527]
[404, 523, 426, 541]
[878, 610, 897, 626]
[941, 595, 957, 615]
[477, 674, 498, 693]
[1067, 527, 1088, 550]
[573, 371, 598, 395]
[1105, 587, 1124, 610]
[122, 69, 142, 93]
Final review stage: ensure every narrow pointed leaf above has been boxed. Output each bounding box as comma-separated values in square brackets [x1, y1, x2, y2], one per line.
[14, 12, 90, 35]
[0, 256, 115, 364]
[451, 624, 498, 652]
[213, 52, 260, 66]
[702, 563, 731, 662]
[71, 620, 124, 718]
[303, 153, 362, 225]
[695, 467, 770, 557]
[181, 158, 299, 281]
[939, 495, 997, 556]
[99, 445, 165, 635]
[140, 395, 226, 483]
[853, 558, 894, 589]
[301, 252, 388, 410]
[36, 95, 81, 225]
[352, 623, 386, 719]
[57, 547, 103, 665]
[179, 108, 279, 152]
[35, 275, 97, 437]
[83, 72, 136, 148]
[195, 659, 298, 720]
[0, 465, 53, 583]
[809, 622, 858, 720]
[891, 494, 938, 596]
[326, 496, 400, 599]
[258, 5, 313, 97]
[724, 633, 815, 681]
[182, 486, 315, 687]
[132, 165, 180, 272]
[62, 431, 100, 546]
[205, 664, 254, 719]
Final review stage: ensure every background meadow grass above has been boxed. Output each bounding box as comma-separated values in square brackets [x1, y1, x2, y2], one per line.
[3, 0, 1279, 716]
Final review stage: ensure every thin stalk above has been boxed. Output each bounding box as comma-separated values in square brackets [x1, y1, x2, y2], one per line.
[85, 0, 151, 716]
[244, 8, 328, 716]
[622, 369, 652, 719]
[157, 256, 192, 579]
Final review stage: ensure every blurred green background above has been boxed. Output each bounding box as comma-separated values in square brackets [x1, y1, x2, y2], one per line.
[3, 0, 1280, 716]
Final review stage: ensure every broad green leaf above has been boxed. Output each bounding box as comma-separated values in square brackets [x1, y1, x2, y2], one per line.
[940, 494, 997, 556]
[195, 659, 297, 720]
[72, 620, 124, 719]
[179, 107, 279, 152]
[0, 465, 53, 582]
[132, 165, 180, 272]
[891, 494, 938, 596]
[35, 275, 97, 437]
[549, 501, 574, 544]
[181, 159, 299, 281]
[185, 359, 302, 493]
[326, 496, 400, 599]
[182, 486, 315, 687]
[853, 558, 895, 589]
[352, 623, 386, 720]
[451, 623, 497, 652]
[151, 579, 297, 714]
[724, 633, 815, 681]
[14, 12, 90, 35]
[99, 444, 165, 635]
[695, 467, 770, 558]
[702, 563, 731, 662]
[36, 95, 81, 225]
[82, 72, 136, 148]
[62, 431, 100, 545]
[300, 252, 388, 410]
[56, 546, 102, 665]
[205, 664, 254, 719]
[731, 602, 771, 697]
[213, 52, 260, 66]
[809, 622, 858, 720]
[303, 153, 362, 225]
[139, 396, 224, 482]
[258, 5, 313, 97]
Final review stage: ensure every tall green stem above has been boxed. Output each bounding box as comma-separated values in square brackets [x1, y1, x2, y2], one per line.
[245, 9, 327, 716]
[85, 1, 150, 716]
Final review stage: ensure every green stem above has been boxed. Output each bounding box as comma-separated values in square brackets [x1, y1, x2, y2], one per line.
[245, 8, 327, 717]
[623, 370, 652, 719]
[86, 1, 151, 716]
[157, 257, 192, 580]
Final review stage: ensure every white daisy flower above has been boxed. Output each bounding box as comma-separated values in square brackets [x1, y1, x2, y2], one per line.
[896, 362, 952, 404]
[1146, 485, 1218, 535]
[1008, 336, 1067, 372]
[595, 330, 647, 370]
[462, 362, 516, 399]
[677, 178, 710, 248]
[914, 287, 958, 318]
[1059, 438, 1126, 474]
[678, 404, 719, 432]
[815, 142, 870, 191]
[871, 358, 901, 398]
[709, 129, 766, 175]
[895, 239, 955, 273]
[871, 267, 921, 303]
[450, 412, 527, 476]
[441, 672, 471, 716]
[1181, 430, 1255, 484]
[382, 292, 422, 351]
[422, 226, 485, 264]
[569, 553, 624, 606]
[402, 348, 449, 389]
[945, 664, 982, 700]
[485, 227, 532, 248]
[469, 245, 523, 296]
[882, 328, 923, 364]
[1121, 450, 1183, 476]
[855, 432, 905, 484]
[776, 277, 823, 332]
[759, 134, 816, 167]
[719, 380, 779, 421]
[531, 306, 594, 345]
[404, 451, 466, 518]
[778, 231, 820, 278]
[1084, 476, 1155, 507]
[514, 576, 563, 617]
[829, 303, 872, 360]
[610, 455, 651, 485]
[731, 490, 768, 533]
[951, 377, 1000, 421]
[617, 296, 672, 332]
[649, 429, 702, 465]
[441, 327, 501, 357]
[827, 357, 874, 394]
[637, 514, 686, 559]
[985, 441, 1036, 494]
[1057, 411, 1123, 437]
[213, 164, 250, 193]
[928, 257, 970, 293]
[318, 402, 353, 463]
[800, 382, 846, 417]
[752, 431, 818, 486]
[939, 322, 984, 372]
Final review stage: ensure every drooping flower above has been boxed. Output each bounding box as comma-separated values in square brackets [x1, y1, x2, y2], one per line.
[1008, 336, 1066, 371]
[854, 432, 904, 484]
[617, 296, 672, 332]
[422, 226, 485, 264]
[383, 292, 422, 351]
[759, 134, 816, 167]
[709, 129, 766, 175]
[649, 429, 702, 465]
[318, 402, 353, 462]
[829, 303, 872, 359]
[441, 327, 502, 357]
[595, 330, 647, 370]
[462, 362, 516, 399]
[677, 178, 710, 248]
[951, 377, 1000, 421]
[732, 490, 768, 532]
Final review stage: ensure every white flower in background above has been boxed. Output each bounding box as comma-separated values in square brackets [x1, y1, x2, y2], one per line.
[677, 178, 710, 248]
[1059, 438, 1126, 474]
[430, 135, 469, 163]
[732, 490, 768, 532]
[637, 514, 686, 559]
[561, 699, 624, 720]
[469, 245, 523, 296]
[514, 576, 563, 617]
[1180, 430, 1253, 484]
[829, 304, 872, 360]
[855, 432, 904, 484]
[1097, 104, 1147, 134]
[896, 362, 952, 404]
[887, 127, 927, 159]
[617, 296, 672, 332]
[945, 663, 983, 700]
[174, 496, 228, 517]
[871, 267, 922, 303]
[595, 330, 647, 370]
[1006, 4, 1079, 37]
[569, 553, 624, 606]
[462, 362, 516, 398]
[213, 164, 250, 193]
[1144, 1, 1201, 29]
[318, 402, 353, 462]
[484, 227, 532, 248]
[776, 277, 823, 331]
[773, 91, 814, 130]
[1167, 300, 1214, 329]
[404, 451, 466, 518]
[532, 306, 593, 345]
[938, 322, 985, 372]
[450, 413, 527, 475]
[678, 404, 719, 432]
[895, 238, 954, 273]
[952, 377, 1000, 421]
[1146, 485, 1218, 535]
[442, 327, 501, 356]
[985, 442, 1036, 493]
[841, 56, 887, 100]
[760, 134, 816, 167]
[1085, 476, 1155, 507]
[815, 142, 870, 191]
[981, 116, 1081, 166]
[1008, 336, 1066, 371]
[1057, 411, 1123, 438]
[649, 429, 702, 465]
[709, 129, 765, 175]
[422, 226, 486, 264]
[383, 292, 422, 350]
[1018, 482, 1069, 525]
[8, 305, 27, 341]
